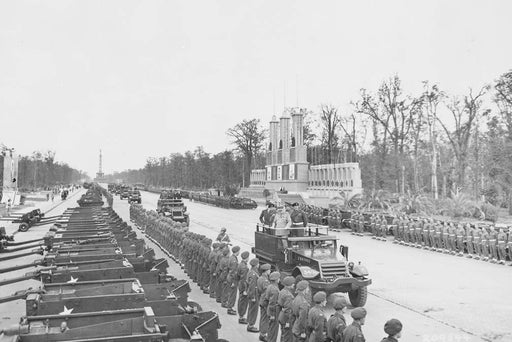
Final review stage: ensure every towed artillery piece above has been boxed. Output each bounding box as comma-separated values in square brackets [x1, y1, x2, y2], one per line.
[3, 208, 59, 232]
[252, 224, 371, 307]
[0, 306, 220, 342]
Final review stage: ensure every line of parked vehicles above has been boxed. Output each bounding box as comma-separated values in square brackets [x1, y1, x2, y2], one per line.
[108, 183, 142, 204]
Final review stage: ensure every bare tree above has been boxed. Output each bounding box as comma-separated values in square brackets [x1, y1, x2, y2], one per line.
[226, 119, 266, 187]
[437, 85, 489, 190]
[357, 75, 422, 193]
[339, 112, 367, 163]
[319, 104, 341, 164]
[421, 82, 445, 199]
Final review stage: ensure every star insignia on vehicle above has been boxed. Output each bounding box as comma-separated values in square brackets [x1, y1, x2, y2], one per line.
[59, 306, 74, 315]
[66, 276, 78, 283]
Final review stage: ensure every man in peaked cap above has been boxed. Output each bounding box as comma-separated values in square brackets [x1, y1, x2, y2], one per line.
[257, 264, 272, 341]
[308, 291, 328, 342]
[246, 258, 261, 332]
[381, 318, 403, 342]
[277, 276, 295, 342]
[237, 251, 250, 323]
[292, 280, 310, 342]
[266, 271, 281, 342]
[326, 297, 348, 342]
[342, 308, 367, 342]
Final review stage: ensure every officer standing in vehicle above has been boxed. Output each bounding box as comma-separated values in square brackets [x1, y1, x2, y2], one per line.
[272, 202, 292, 250]
[260, 202, 277, 227]
[246, 258, 261, 333]
[290, 202, 308, 237]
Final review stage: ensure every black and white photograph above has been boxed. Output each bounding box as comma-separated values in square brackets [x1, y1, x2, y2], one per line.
[1, 1, 511, 342]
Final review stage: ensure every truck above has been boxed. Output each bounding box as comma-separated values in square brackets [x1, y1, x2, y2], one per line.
[156, 199, 190, 226]
[119, 186, 131, 200]
[128, 190, 142, 204]
[252, 224, 371, 307]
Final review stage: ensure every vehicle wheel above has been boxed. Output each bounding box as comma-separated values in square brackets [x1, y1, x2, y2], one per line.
[18, 222, 30, 232]
[348, 286, 368, 307]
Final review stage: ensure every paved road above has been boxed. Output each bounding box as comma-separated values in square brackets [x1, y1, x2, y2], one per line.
[132, 190, 512, 342]
[0, 188, 85, 338]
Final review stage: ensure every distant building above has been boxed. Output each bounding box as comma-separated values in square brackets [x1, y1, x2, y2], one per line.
[249, 108, 362, 200]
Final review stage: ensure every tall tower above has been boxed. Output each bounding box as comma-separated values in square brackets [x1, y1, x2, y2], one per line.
[95, 149, 105, 180]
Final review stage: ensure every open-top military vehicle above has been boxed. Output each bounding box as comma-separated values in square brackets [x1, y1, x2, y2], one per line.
[128, 190, 142, 204]
[157, 198, 190, 226]
[252, 224, 371, 307]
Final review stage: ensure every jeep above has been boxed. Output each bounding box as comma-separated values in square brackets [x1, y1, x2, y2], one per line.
[128, 190, 142, 204]
[252, 224, 371, 307]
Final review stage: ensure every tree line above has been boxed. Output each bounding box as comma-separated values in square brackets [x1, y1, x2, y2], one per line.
[16, 150, 85, 190]
[107, 71, 512, 214]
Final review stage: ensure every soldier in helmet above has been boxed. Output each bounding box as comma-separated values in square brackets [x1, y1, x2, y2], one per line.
[472, 224, 482, 260]
[488, 226, 498, 263]
[455, 224, 465, 256]
[481, 227, 490, 261]
[216, 227, 231, 244]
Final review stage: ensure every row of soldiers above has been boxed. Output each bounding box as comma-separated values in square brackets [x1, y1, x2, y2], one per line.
[130, 203, 404, 342]
[295, 204, 512, 265]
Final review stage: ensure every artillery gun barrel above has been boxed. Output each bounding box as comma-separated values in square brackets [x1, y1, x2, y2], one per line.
[0, 248, 44, 262]
[3, 237, 43, 246]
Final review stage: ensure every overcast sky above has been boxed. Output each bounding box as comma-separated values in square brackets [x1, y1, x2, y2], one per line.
[1, 0, 511, 177]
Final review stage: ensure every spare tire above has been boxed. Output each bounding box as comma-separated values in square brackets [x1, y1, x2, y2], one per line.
[18, 222, 30, 232]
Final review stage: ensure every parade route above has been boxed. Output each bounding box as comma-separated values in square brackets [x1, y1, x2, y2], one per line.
[128, 190, 512, 342]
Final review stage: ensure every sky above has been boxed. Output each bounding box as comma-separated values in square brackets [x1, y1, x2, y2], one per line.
[1, 0, 511, 177]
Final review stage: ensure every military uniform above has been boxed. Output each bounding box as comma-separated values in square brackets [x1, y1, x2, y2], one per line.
[488, 228, 498, 262]
[258, 272, 271, 339]
[307, 305, 326, 342]
[497, 230, 507, 264]
[226, 251, 239, 311]
[291, 292, 310, 342]
[246, 263, 260, 329]
[266, 279, 281, 342]
[326, 311, 346, 342]
[237, 257, 250, 321]
[342, 322, 365, 342]
[278, 286, 295, 342]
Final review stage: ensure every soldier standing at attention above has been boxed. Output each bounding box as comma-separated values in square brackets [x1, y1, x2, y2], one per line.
[370, 214, 378, 239]
[448, 222, 457, 255]
[481, 227, 490, 261]
[496, 227, 507, 265]
[379, 215, 388, 241]
[380, 319, 403, 342]
[246, 258, 261, 333]
[258, 264, 272, 342]
[216, 227, 231, 244]
[507, 228, 512, 266]
[472, 225, 482, 260]
[326, 297, 348, 342]
[441, 222, 450, 253]
[456, 224, 465, 256]
[342, 308, 367, 342]
[226, 246, 241, 315]
[277, 276, 296, 342]
[292, 280, 311, 342]
[216, 246, 229, 304]
[266, 272, 281, 342]
[308, 291, 327, 342]
[290, 202, 308, 237]
[208, 243, 220, 298]
[237, 251, 250, 323]
[350, 212, 358, 235]
[465, 224, 474, 258]
[488, 226, 498, 263]
[261, 202, 276, 227]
